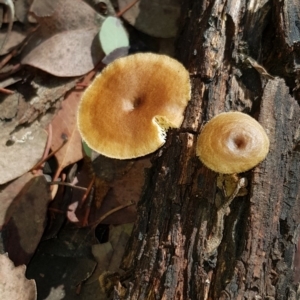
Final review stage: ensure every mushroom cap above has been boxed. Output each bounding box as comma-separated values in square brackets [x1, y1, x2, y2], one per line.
[77, 53, 191, 159]
[196, 112, 270, 174]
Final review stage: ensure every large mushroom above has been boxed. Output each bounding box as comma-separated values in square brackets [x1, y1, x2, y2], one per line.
[77, 53, 191, 159]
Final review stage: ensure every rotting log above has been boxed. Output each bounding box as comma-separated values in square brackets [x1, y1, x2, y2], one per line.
[119, 0, 300, 299]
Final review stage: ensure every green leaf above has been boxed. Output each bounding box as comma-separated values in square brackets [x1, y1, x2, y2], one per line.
[99, 16, 129, 55]
[82, 141, 92, 157]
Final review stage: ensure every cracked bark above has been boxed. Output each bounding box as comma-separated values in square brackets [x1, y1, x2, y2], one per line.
[118, 0, 300, 299]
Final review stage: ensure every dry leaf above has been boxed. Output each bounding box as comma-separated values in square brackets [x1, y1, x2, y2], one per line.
[87, 242, 114, 283]
[43, 285, 65, 300]
[118, 0, 181, 38]
[107, 223, 134, 271]
[96, 157, 151, 224]
[70, 156, 150, 225]
[22, 28, 101, 77]
[30, 0, 100, 31]
[0, 24, 27, 55]
[0, 122, 47, 185]
[26, 226, 97, 299]
[50, 88, 84, 174]
[0, 253, 37, 300]
[0, 173, 51, 265]
[21, 0, 104, 76]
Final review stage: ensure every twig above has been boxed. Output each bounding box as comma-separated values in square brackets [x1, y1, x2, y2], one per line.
[0, 48, 18, 70]
[80, 175, 96, 207]
[48, 208, 65, 214]
[82, 185, 95, 227]
[48, 181, 87, 191]
[31, 135, 68, 172]
[0, 63, 21, 80]
[90, 201, 135, 227]
[116, 0, 139, 18]
[0, 87, 14, 94]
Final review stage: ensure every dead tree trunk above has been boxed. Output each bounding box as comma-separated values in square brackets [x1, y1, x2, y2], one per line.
[120, 1, 300, 299]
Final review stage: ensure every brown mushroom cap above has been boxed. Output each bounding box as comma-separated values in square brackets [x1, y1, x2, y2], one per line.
[196, 112, 270, 174]
[77, 53, 191, 159]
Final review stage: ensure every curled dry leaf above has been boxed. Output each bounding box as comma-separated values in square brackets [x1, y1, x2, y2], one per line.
[0, 253, 37, 300]
[118, 0, 181, 38]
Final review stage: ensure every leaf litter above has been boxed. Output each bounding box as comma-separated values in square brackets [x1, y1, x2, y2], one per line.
[0, 0, 180, 298]
[0, 172, 51, 265]
[21, 0, 106, 76]
[0, 253, 37, 300]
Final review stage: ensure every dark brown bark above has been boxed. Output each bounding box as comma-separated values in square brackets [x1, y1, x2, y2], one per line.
[119, 1, 300, 299]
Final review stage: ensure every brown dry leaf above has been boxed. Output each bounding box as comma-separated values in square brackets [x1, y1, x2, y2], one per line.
[97, 157, 151, 224]
[30, 0, 100, 30]
[0, 24, 27, 55]
[0, 122, 47, 185]
[68, 156, 150, 226]
[92, 155, 134, 182]
[50, 89, 84, 175]
[118, 0, 181, 38]
[0, 253, 37, 300]
[22, 28, 101, 77]
[0, 173, 51, 265]
[21, 0, 105, 76]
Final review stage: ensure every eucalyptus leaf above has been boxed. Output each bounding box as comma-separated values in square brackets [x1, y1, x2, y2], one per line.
[99, 16, 129, 55]
[82, 141, 92, 158]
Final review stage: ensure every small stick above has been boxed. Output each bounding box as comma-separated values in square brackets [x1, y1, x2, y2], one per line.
[116, 0, 139, 18]
[75, 83, 89, 89]
[31, 135, 68, 172]
[90, 201, 135, 227]
[80, 175, 96, 207]
[0, 48, 18, 70]
[82, 185, 95, 227]
[48, 181, 87, 191]
[48, 207, 65, 214]
[0, 87, 14, 94]
[0, 63, 21, 80]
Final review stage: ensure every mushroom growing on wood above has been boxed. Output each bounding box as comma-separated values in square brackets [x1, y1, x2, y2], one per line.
[77, 53, 191, 159]
[196, 112, 270, 174]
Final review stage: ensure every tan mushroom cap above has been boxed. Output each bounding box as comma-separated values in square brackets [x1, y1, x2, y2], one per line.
[77, 53, 191, 159]
[196, 112, 270, 174]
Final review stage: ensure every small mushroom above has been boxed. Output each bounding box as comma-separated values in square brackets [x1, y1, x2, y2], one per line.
[196, 112, 270, 174]
[77, 53, 191, 159]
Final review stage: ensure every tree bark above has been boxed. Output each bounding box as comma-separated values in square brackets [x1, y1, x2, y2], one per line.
[120, 0, 300, 299]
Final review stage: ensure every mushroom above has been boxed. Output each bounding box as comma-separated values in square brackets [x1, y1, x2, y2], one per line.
[77, 53, 191, 159]
[196, 112, 269, 174]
